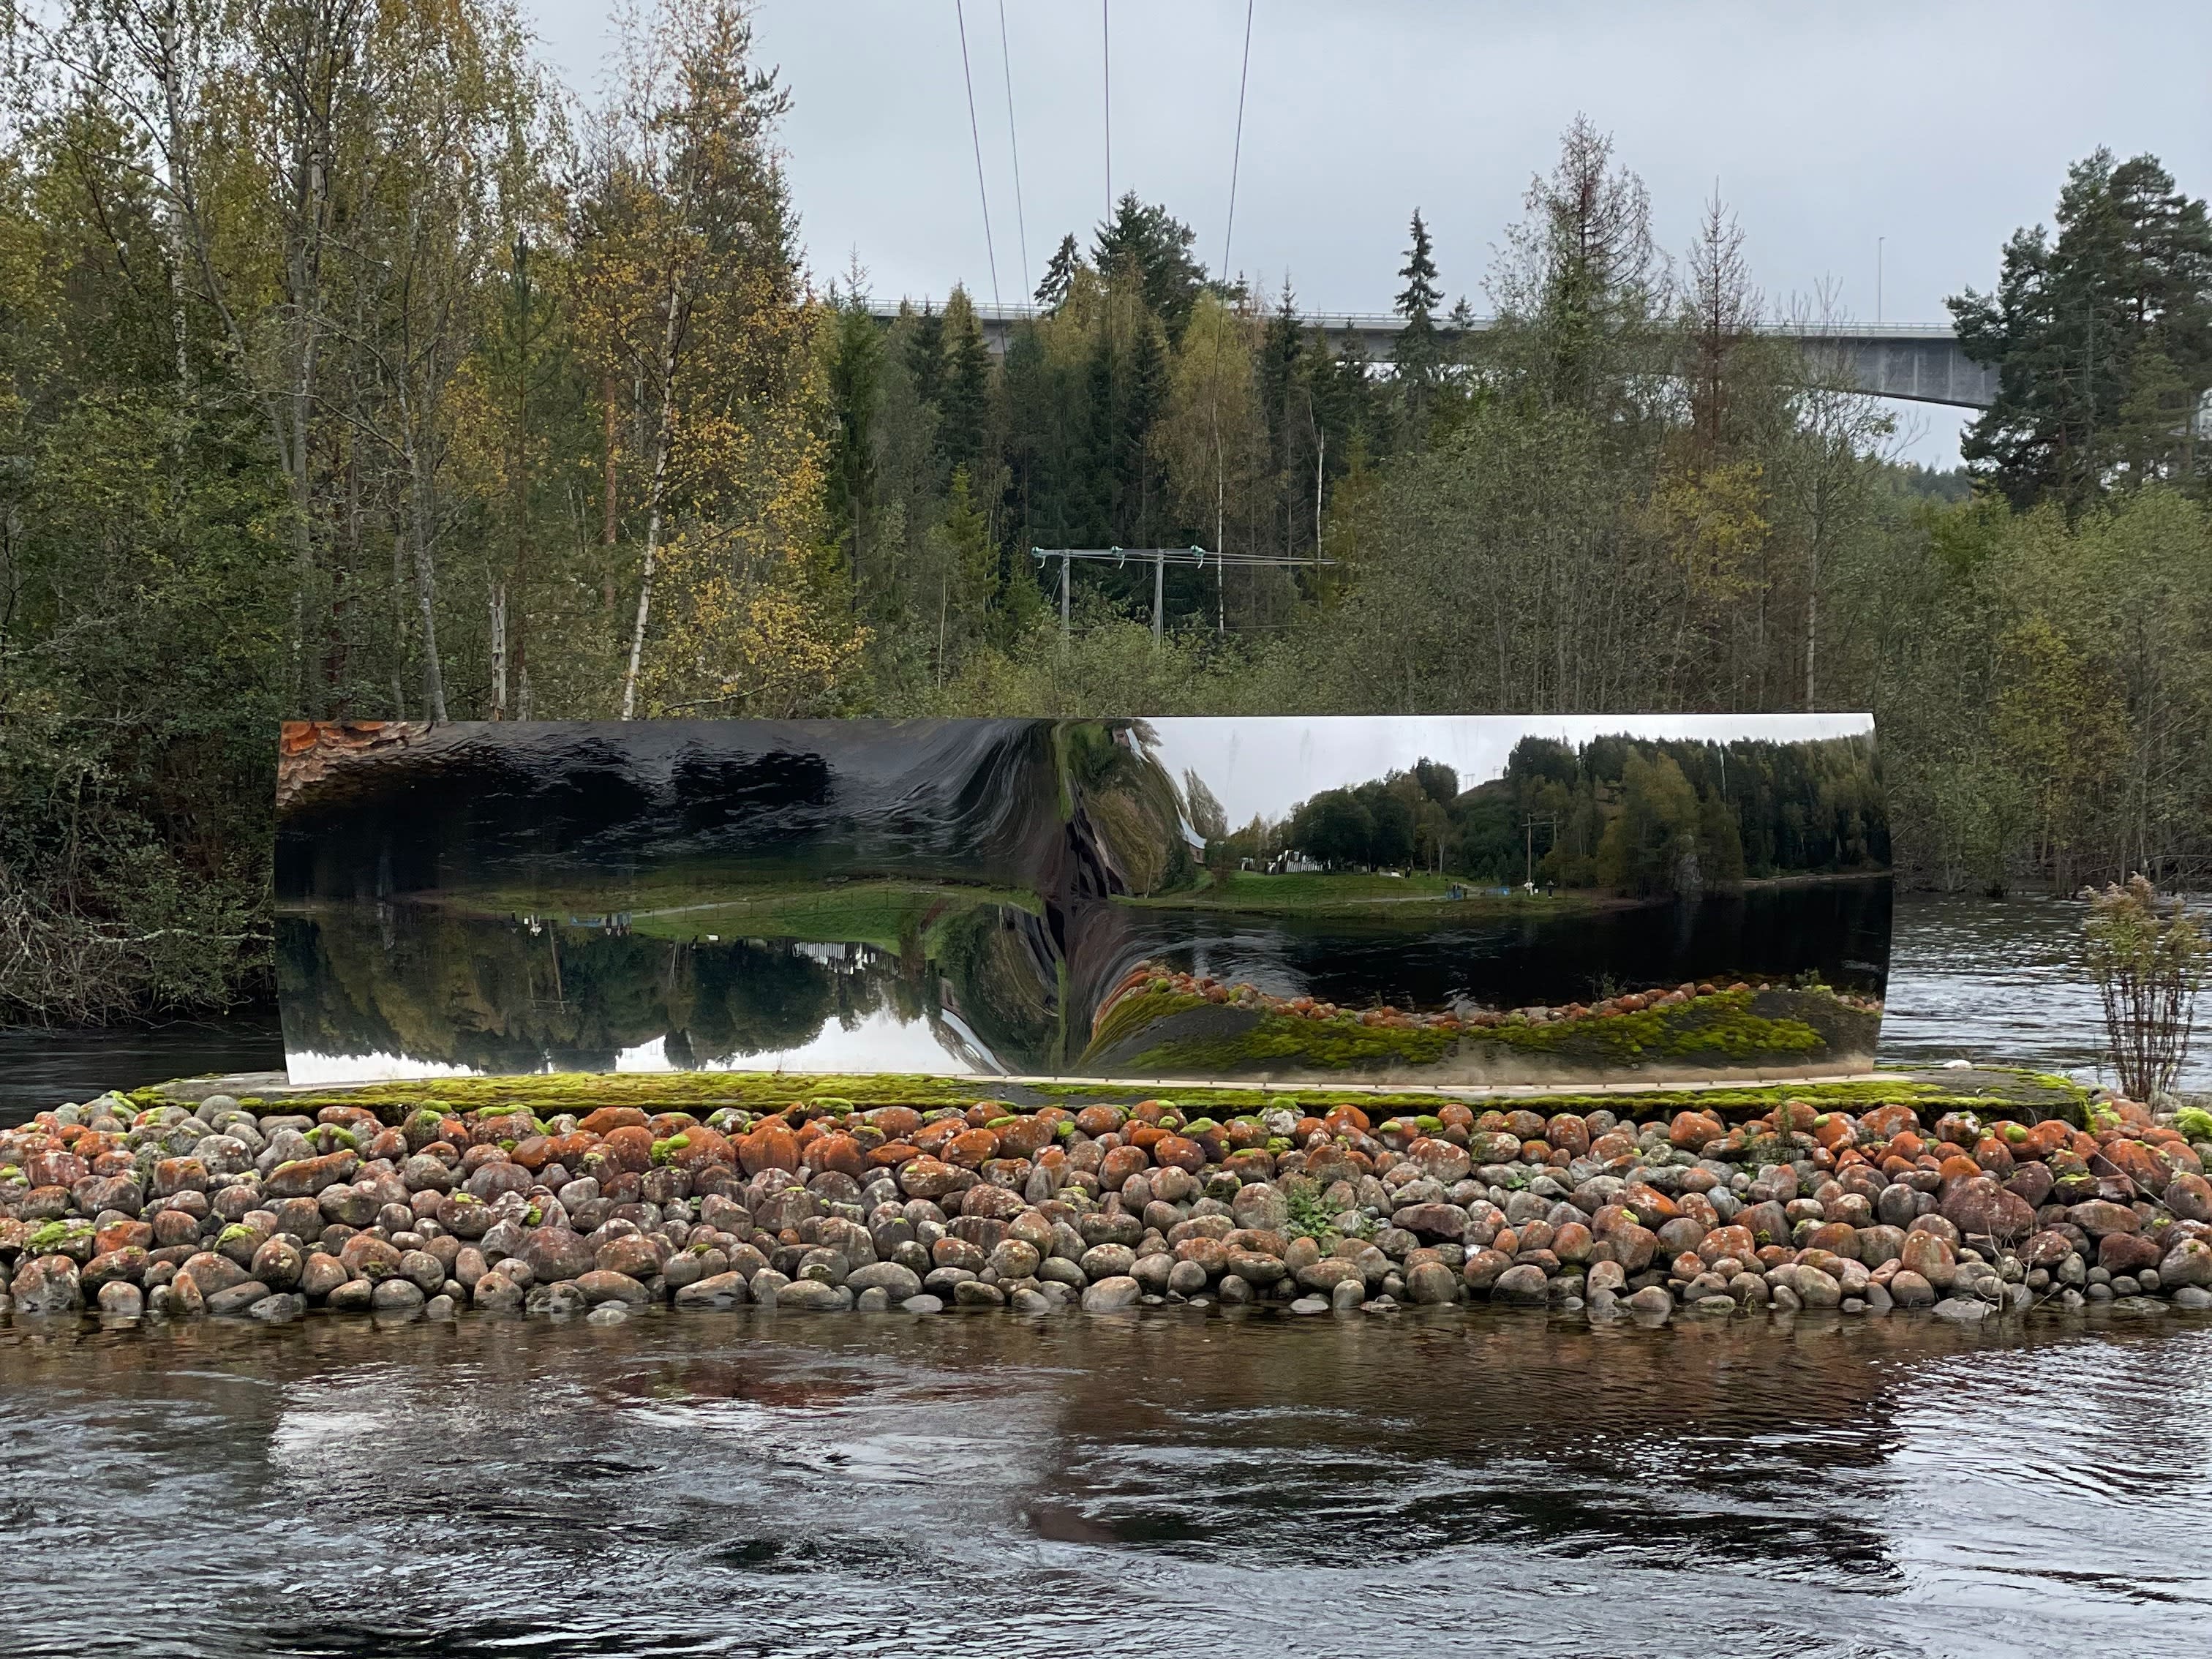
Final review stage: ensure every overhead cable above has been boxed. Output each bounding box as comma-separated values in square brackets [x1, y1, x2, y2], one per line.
[996, 1, 1030, 299]
[1222, 0, 1254, 280]
[955, 0, 1002, 310]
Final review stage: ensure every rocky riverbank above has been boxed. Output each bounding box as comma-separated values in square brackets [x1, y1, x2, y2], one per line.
[5, 1086, 2211, 1328]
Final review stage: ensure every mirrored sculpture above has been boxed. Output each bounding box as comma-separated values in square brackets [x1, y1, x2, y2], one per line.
[275, 715, 1890, 1087]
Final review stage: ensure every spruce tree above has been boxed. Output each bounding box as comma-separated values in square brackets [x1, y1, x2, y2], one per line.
[937, 287, 994, 486]
[1094, 192, 1207, 341]
[823, 274, 884, 589]
[1393, 209, 1445, 446]
[1036, 233, 1083, 307]
[1123, 318, 1169, 544]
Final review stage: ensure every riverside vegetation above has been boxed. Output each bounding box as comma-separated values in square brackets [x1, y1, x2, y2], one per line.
[8, 1072, 2212, 1331]
[4, 1, 2212, 1025]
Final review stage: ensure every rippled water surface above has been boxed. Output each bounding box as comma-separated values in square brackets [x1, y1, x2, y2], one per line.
[4, 1306, 2211, 1658]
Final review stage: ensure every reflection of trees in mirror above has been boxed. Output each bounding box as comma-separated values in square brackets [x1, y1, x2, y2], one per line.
[1200, 733, 1884, 904]
[276, 902, 1065, 1076]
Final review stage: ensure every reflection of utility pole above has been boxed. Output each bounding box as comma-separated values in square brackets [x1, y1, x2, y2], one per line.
[1522, 812, 1558, 888]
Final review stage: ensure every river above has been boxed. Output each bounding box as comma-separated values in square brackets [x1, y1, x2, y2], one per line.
[7, 889, 2211, 1658]
[2, 1303, 2208, 1658]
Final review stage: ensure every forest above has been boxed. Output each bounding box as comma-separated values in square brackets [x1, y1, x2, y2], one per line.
[2, 0, 2211, 1021]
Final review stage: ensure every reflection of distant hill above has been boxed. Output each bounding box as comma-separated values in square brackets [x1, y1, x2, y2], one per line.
[1234, 733, 1886, 901]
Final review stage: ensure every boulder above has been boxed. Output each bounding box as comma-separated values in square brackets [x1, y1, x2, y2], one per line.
[1489, 1264, 1551, 1305]
[1080, 1275, 1141, 1312]
[1939, 1176, 2036, 1241]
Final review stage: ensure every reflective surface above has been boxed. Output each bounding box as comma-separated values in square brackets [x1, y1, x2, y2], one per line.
[3, 1306, 2208, 1658]
[0, 894, 2183, 1126]
[275, 715, 1890, 1086]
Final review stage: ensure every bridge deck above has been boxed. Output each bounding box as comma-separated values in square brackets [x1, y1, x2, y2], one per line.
[869, 303, 1995, 409]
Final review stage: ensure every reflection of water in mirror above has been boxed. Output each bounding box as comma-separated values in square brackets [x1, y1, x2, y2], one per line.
[1126, 879, 1892, 1011]
[2, 895, 2205, 1121]
[276, 881, 1890, 1083]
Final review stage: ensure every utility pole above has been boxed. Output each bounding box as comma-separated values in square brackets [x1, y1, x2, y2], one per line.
[1876, 236, 1884, 324]
[1522, 812, 1558, 889]
[1032, 545, 1336, 645]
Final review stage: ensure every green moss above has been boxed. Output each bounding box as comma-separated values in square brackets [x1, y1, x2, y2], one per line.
[27, 1219, 92, 1252]
[1467, 988, 1827, 1064]
[1126, 1009, 1459, 1076]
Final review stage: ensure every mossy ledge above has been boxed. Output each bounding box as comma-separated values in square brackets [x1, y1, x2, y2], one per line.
[132, 1064, 2088, 1129]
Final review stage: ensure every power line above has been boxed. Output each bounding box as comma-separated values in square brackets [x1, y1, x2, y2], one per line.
[1222, 0, 1254, 279]
[996, 0, 1030, 300]
[1101, 0, 1112, 223]
[954, 0, 1001, 311]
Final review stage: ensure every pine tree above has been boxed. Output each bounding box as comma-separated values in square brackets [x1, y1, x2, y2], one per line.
[1393, 209, 1445, 445]
[823, 268, 884, 590]
[1952, 148, 2212, 506]
[904, 302, 947, 408]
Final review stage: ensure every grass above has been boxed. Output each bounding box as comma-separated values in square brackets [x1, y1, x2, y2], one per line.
[291, 874, 1046, 951]
[1113, 869, 1599, 917]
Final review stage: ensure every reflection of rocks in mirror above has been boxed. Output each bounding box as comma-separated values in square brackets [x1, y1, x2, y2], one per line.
[274, 715, 1891, 1086]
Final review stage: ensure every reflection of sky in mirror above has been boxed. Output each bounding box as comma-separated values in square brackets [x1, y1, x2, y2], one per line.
[1147, 714, 1876, 831]
[614, 1009, 985, 1077]
[288, 1051, 484, 1086]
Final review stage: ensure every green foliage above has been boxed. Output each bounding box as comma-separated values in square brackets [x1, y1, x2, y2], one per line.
[1951, 148, 2212, 508]
[2079, 875, 2207, 1097]
[1282, 1178, 1369, 1243]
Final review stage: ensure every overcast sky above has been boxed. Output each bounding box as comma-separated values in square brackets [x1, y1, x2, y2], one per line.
[523, 1, 2212, 466]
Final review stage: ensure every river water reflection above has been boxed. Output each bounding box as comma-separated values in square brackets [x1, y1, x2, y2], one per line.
[2, 1304, 2210, 1658]
[3, 891, 2183, 1121]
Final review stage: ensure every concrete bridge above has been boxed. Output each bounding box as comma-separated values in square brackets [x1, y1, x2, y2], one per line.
[873, 302, 1997, 410]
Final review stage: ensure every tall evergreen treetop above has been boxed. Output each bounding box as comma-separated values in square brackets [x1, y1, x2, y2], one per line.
[1036, 232, 1084, 307]
[1396, 209, 1442, 322]
[1393, 210, 1448, 445]
[1092, 192, 1207, 339]
[1951, 147, 2212, 508]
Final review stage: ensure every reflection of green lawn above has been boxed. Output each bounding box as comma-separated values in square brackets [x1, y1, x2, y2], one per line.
[434, 877, 1042, 951]
[1116, 869, 1597, 917]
